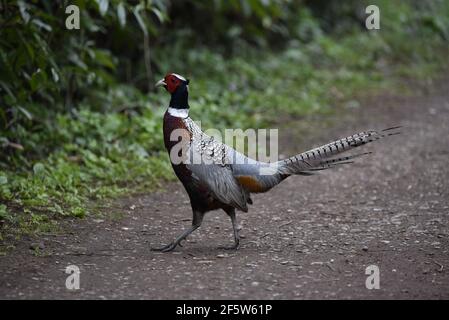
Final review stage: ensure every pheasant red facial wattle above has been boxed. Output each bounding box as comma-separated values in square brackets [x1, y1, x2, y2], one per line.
[156, 73, 189, 94]
[152, 73, 401, 253]
[165, 74, 181, 93]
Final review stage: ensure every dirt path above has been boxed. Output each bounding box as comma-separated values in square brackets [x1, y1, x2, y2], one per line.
[1, 79, 449, 300]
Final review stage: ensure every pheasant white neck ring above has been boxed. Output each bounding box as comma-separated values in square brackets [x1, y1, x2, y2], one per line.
[168, 107, 189, 118]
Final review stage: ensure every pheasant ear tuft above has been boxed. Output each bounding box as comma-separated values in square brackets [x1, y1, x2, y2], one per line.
[186, 79, 190, 85]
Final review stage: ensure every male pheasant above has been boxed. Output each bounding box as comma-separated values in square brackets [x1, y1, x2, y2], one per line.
[152, 73, 400, 252]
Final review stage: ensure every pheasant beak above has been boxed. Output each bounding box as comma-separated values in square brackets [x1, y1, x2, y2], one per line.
[155, 78, 167, 88]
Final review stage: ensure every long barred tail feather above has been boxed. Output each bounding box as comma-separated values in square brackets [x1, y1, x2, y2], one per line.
[277, 126, 401, 175]
[306, 152, 372, 170]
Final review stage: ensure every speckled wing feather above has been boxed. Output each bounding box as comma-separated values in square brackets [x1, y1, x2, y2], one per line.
[183, 118, 250, 211]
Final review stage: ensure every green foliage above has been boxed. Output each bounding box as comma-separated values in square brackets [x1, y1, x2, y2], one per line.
[1, 0, 449, 236]
[0, 105, 175, 235]
[0, 204, 8, 221]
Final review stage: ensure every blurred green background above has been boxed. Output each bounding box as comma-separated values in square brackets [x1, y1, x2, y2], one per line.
[1, 0, 448, 237]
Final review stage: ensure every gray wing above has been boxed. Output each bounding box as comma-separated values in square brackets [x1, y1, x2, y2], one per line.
[187, 162, 249, 212]
[183, 120, 249, 211]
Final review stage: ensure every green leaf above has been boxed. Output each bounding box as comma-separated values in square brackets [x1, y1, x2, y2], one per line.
[51, 68, 59, 83]
[68, 53, 88, 70]
[151, 8, 165, 23]
[71, 207, 86, 218]
[117, 3, 127, 27]
[0, 204, 8, 219]
[33, 163, 46, 175]
[23, 41, 35, 61]
[32, 19, 53, 32]
[18, 106, 33, 121]
[0, 81, 16, 102]
[133, 4, 148, 36]
[0, 176, 7, 185]
[30, 69, 48, 92]
[96, 0, 109, 16]
[94, 50, 115, 69]
[18, 1, 30, 23]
